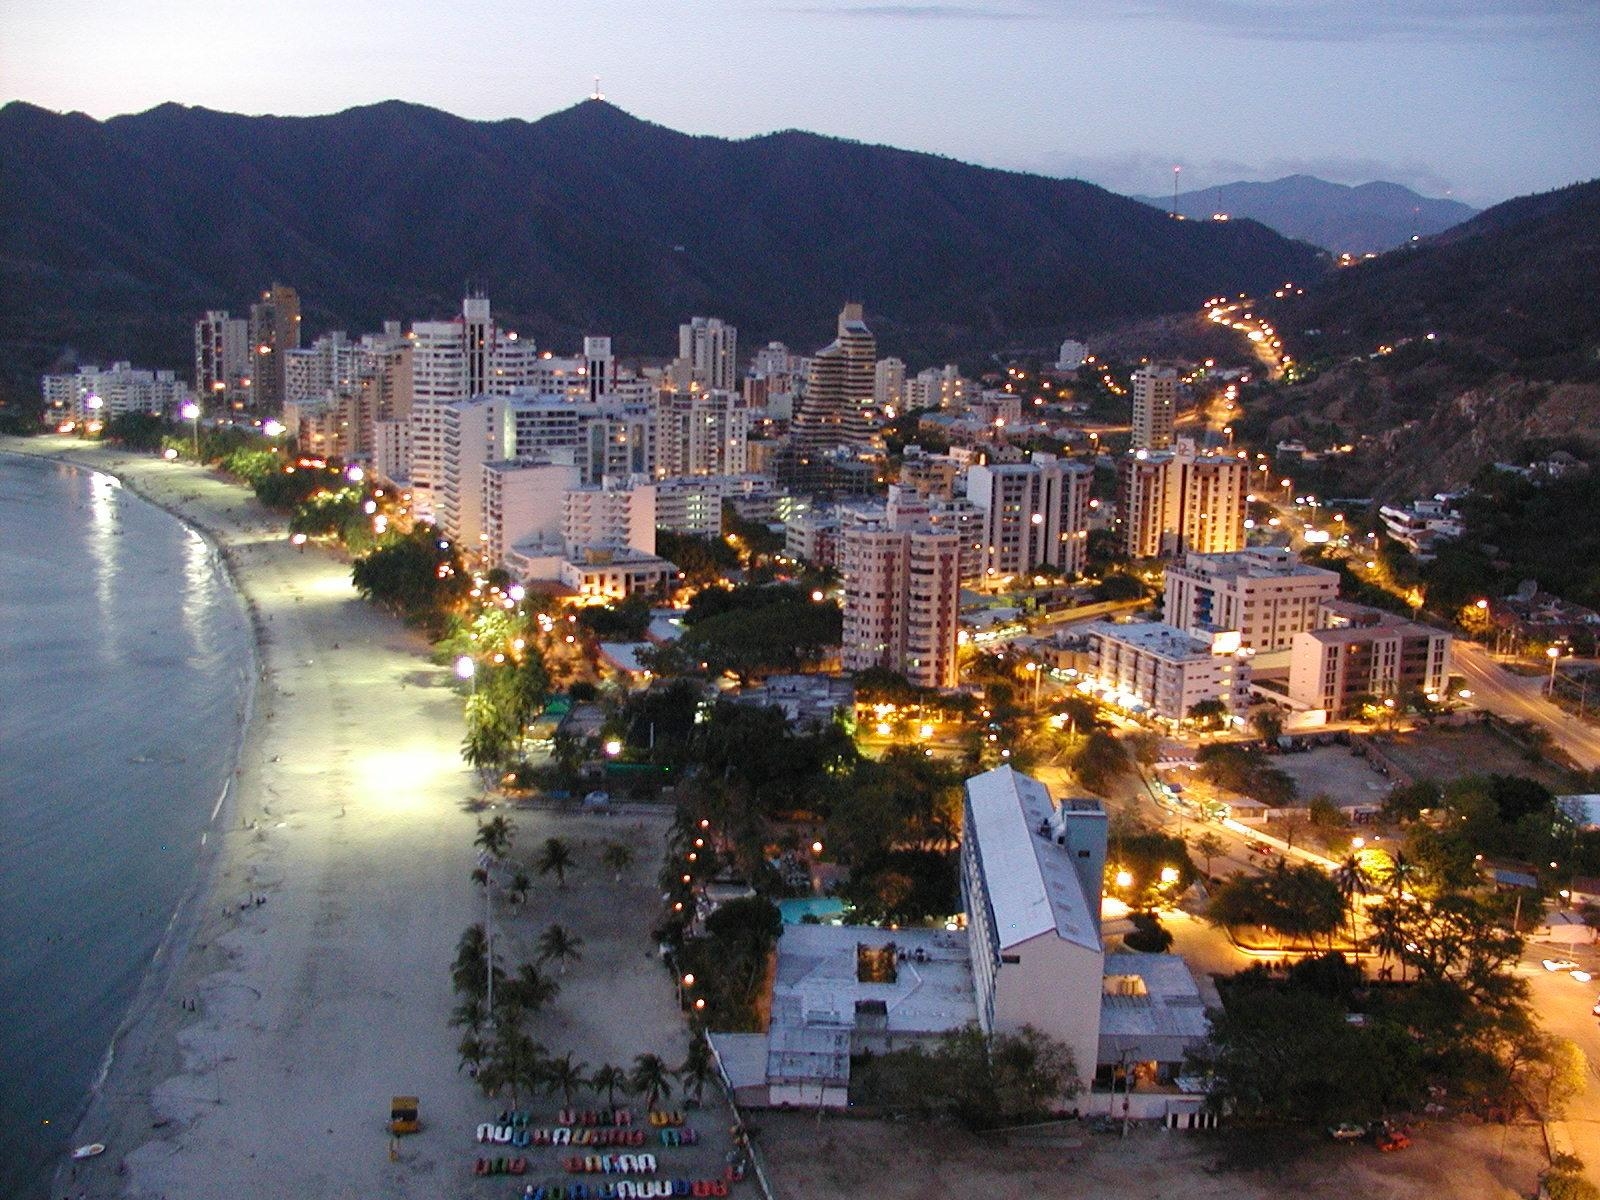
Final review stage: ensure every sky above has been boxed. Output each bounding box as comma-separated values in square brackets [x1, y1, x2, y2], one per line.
[3, 0, 1596, 206]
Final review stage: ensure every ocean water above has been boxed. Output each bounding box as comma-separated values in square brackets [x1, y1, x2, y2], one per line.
[0, 452, 253, 1200]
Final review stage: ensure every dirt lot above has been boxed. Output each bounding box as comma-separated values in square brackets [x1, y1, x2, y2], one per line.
[1377, 724, 1577, 792]
[1272, 745, 1395, 811]
[756, 1111, 1546, 1200]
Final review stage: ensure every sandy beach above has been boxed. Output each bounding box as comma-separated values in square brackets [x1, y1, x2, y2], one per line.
[4, 436, 719, 1200]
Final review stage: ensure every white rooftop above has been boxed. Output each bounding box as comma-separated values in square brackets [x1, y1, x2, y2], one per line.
[1082, 620, 1217, 663]
[964, 765, 1100, 953]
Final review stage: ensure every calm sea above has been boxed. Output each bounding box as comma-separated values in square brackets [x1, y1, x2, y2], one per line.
[0, 451, 253, 1200]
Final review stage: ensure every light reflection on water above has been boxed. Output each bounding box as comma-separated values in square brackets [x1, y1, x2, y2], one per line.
[0, 452, 252, 1200]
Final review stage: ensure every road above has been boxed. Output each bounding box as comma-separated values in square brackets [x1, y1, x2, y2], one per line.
[1453, 641, 1600, 771]
[1518, 939, 1600, 1174]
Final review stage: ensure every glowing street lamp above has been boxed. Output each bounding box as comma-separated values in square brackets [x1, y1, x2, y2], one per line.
[1114, 869, 1133, 889]
[180, 401, 200, 456]
[1548, 645, 1564, 694]
[455, 655, 477, 697]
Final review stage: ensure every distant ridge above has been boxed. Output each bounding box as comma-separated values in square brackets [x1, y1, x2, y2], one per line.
[1274, 178, 1600, 373]
[0, 99, 1324, 394]
[1130, 174, 1477, 255]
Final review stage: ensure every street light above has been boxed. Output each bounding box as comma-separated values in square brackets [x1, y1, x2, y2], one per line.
[456, 655, 477, 696]
[180, 401, 200, 457]
[1548, 645, 1563, 695]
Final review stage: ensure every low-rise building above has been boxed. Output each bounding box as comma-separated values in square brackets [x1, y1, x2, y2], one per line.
[1077, 621, 1251, 721]
[1286, 602, 1451, 717]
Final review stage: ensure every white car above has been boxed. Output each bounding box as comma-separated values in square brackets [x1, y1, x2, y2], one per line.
[1543, 958, 1580, 972]
[1573, 970, 1593, 983]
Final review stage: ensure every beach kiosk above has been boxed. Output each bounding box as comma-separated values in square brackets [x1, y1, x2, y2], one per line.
[390, 1095, 420, 1135]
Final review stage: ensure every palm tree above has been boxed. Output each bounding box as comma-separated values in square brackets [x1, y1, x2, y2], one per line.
[457, 1031, 487, 1077]
[510, 871, 532, 904]
[507, 963, 560, 1014]
[538, 924, 585, 974]
[450, 995, 487, 1034]
[545, 1053, 591, 1107]
[1192, 832, 1226, 879]
[475, 815, 515, 861]
[452, 924, 501, 1000]
[677, 1035, 717, 1105]
[1332, 852, 1373, 951]
[630, 1053, 674, 1111]
[1365, 899, 1409, 982]
[537, 836, 575, 888]
[591, 1063, 631, 1109]
[601, 841, 635, 882]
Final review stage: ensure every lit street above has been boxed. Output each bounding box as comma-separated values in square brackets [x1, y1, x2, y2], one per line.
[1454, 641, 1600, 772]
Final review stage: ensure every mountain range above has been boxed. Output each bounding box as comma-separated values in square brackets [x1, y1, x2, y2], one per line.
[1244, 178, 1600, 496]
[1131, 175, 1476, 255]
[0, 99, 1324, 397]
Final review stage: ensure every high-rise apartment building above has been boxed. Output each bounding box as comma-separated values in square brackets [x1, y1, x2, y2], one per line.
[655, 387, 749, 478]
[1115, 441, 1247, 559]
[248, 283, 302, 414]
[966, 452, 1094, 581]
[1130, 364, 1178, 451]
[840, 487, 962, 688]
[194, 311, 251, 412]
[407, 294, 536, 514]
[438, 396, 505, 554]
[584, 336, 617, 402]
[873, 357, 906, 412]
[1163, 548, 1340, 652]
[679, 317, 738, 392]
[792, 303, 877, 450]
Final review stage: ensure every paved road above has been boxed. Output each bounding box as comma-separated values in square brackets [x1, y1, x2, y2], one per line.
[1517, 940, 1600, 1175]
[1454, 641, 1600, 771]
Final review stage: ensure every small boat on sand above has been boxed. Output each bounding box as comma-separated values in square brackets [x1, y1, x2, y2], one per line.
[71, 1143, 105, 1160]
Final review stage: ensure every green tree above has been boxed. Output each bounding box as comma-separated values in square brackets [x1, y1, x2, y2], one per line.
[1069, 730, 1130, 794]
[1123, 911, 1174, 952]
[1194, 989, 1419, 1125]
[1250, 707, 1284, 744]
[1193, 831, 1226, 878]
[601, 841, 635, 881]
[536, 837, 575, 888]
[1187, 698, 1229, 730]
[544, 1053, 590, 1107]
[537, 923, 585, 974]
[591, 1063, 631, 1108]
[677, 1035, 717, 1105]
[351, 523, 470, 629]
[1332, 852, 1373, 948]
[474, 815, 516, 860]
[452, 924, 503, 1002]
[504, 963, 560, 1016]
[630, 1053, 675, 1110]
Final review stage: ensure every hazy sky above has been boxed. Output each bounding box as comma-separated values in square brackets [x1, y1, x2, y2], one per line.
[4, 0, 1596, 206]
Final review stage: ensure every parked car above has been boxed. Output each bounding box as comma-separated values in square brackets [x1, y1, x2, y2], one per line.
[1543, 958, 1580, 972]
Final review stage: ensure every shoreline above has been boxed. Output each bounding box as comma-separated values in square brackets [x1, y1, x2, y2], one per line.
[0, 442, 257, 1199]
[4, 435, 485, 1199]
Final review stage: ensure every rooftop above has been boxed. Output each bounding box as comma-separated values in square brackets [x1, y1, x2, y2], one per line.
[1098, 952, 1210, 1063]
[1081, 620, 1219, 662]
[964, 765, 1101, 953]
[1171, 547, 1340, 584]
[765, 924, 978, 1084]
